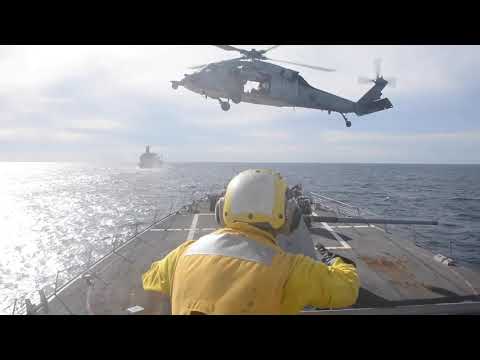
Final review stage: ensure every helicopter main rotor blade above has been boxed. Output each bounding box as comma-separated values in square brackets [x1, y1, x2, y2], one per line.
[214, 45, 246, 54]
[260, 45, 281, 54]
[267, 58, 336, 72]
[188, 57, 244, 70]
[188, 63, 209, 70]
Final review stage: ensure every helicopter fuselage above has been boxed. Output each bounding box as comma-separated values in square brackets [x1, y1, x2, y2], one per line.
[172, 59, 392, 127]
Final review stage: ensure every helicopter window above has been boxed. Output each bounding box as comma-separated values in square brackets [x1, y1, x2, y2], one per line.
[244, 80, 270, 95]
[260, 81, 270, 91]
[244, 81, 260, 94]
[244, 81, 270, 95]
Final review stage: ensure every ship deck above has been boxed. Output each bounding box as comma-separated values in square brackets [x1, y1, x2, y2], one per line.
[30, 198, 480, 315]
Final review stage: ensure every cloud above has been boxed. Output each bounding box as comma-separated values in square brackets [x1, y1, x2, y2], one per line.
[63, 119, 123, 130]
[265, 45, 480, 98]
[321, 130, 480, 144]
[289, 130, 480, 163]
[1, 45, 480, 163]
[0, 128, 88, 143]
[247, 130, 291, 140]
[144, 130, 480, 164]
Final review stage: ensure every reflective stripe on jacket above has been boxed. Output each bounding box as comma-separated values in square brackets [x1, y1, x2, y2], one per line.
[142, 223, 359, 314]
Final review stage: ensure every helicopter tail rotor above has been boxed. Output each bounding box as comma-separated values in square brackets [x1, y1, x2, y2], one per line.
[374, 58, 382, 78]
[358, 58, 397, 88]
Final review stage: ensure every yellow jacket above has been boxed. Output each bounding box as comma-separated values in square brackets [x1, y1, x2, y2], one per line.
[142, 223, 359, 314]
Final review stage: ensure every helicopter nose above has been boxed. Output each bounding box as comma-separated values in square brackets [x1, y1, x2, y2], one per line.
[185, 73, 201, 84]
[182, 74, 200, 91]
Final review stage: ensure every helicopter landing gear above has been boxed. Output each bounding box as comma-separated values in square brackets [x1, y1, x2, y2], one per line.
[219, 99, 230, 111]
[171, 81, 179, 90]
[232, 96, 242, 104]
[340, 113, 351, 128]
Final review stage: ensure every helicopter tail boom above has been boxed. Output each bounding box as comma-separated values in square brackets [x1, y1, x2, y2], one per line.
[355, 79, 393, 116]
[355, 59, 395, 116]
[356, 97, 393, 116]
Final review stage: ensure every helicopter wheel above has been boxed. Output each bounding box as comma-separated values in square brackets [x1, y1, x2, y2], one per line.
[232, 96, 242, 104]
[340, 113, 352, 128]
[220, 101, 231, 111]
[172, 82, 179, 90]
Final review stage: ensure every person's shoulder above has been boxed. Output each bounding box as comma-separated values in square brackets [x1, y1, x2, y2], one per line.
[154, 240, 196, 263]
[176, 240, 196, 254]
[282, 252, 320, 269]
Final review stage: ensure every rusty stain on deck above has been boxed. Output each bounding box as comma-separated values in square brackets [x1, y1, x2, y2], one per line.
[360, 255, 425, 290]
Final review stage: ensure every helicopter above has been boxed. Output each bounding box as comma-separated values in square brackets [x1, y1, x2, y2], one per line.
[171, 45, 395, 127]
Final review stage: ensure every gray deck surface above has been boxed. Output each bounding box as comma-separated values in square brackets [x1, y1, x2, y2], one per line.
[36, 199, 480, 315]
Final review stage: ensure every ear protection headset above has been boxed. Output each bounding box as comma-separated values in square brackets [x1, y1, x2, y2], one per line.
[215, 197, 225, 227]
[282, 198, 302, 235]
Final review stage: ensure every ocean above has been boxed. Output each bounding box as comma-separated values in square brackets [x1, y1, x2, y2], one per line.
[1, 162, 479, 313]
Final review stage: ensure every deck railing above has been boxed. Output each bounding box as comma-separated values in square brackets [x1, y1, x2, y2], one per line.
[2, 193, 211, 315]
[310, 192, 391, 232]
[309, 192, 446, 254]
[3, 191, 446, 315]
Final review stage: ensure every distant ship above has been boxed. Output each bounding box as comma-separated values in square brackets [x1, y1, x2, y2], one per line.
[138, 145, 162, 168]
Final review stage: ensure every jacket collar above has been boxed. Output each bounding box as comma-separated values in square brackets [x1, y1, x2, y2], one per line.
[224, 222, 277, 246]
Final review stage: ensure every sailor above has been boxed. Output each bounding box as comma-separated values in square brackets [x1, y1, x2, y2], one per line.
[142, 169, 359, 315]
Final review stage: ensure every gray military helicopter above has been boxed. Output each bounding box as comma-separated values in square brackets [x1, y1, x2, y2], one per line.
[171, 45, 396, 127]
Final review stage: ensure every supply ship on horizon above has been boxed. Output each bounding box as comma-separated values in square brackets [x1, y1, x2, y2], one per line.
[138, 145, 162, 169]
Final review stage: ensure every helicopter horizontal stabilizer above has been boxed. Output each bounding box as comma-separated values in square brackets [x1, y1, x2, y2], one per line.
[356, 98, 393, 116]
[354, 58, 395, 116]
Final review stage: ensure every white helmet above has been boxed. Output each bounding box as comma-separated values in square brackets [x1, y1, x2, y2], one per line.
[216, 169, 301, 234]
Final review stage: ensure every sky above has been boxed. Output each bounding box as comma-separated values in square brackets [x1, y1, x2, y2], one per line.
[0, 45, 479, 164]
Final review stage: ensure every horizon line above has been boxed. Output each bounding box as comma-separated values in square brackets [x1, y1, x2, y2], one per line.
[1, 160, 480, 165]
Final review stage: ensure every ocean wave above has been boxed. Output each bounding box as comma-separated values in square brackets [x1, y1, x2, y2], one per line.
[1, 162, 480, 312]
[455, 213, 480, 221]
[449, 197, 480, 201]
